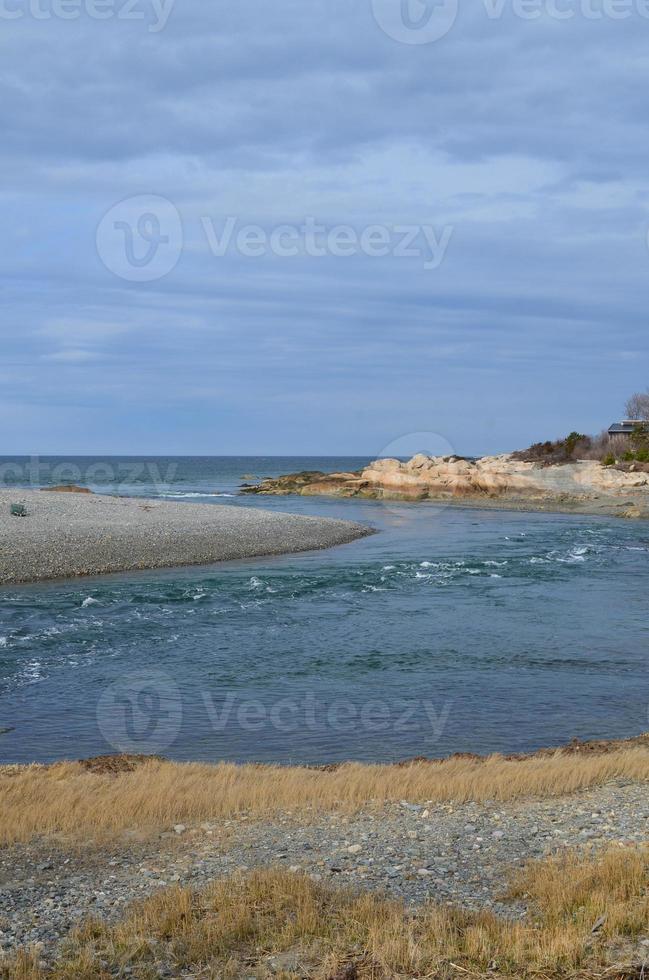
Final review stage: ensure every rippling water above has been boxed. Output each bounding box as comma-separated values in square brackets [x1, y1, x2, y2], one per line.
[1, 457, 648, 764]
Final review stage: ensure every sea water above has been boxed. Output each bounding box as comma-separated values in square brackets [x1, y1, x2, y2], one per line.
[0, 456, 648, 764]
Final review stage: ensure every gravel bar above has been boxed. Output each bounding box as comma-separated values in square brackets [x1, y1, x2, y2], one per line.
[0, 489, 373, 584]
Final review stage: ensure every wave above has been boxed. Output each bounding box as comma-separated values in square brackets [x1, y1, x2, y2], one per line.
[158, 492, 236, 498]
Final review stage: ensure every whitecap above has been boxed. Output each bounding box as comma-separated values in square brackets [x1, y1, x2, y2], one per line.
[23, 659, 42, 682]
[81, 596, 99, 608]
[382, 565, 396, 571]
[0, 636, 6, 647]
[159, 492, 235, 498]
[555, 551, 586, 564]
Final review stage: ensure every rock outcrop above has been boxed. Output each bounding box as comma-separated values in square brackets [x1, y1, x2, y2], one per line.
[41, 485, 93, 494]
[241, 454, 649, 516]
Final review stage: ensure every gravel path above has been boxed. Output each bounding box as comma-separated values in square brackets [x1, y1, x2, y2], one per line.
[1, 780, 648, 957]
[0, 490, 372, 584]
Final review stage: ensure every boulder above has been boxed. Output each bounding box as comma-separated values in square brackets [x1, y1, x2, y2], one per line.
[41, 485, 93, 494]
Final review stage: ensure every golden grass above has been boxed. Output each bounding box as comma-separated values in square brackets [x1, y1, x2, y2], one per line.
[3, 845, 649, 978]
[2, 745, 649, 844]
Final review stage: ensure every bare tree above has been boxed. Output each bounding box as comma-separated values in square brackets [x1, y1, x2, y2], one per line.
[625, 390, 649, 420]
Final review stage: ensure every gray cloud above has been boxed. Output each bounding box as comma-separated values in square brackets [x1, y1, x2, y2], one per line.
[1, 0, 649, 452]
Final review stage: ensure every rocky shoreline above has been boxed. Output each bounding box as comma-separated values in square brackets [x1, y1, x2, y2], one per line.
[2, 780, 648, 958]
[242, 453, 649, 518]
[2, 739, 649, 973]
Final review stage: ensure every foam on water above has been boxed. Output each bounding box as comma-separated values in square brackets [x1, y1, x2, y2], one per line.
[159, 492, 237, 498]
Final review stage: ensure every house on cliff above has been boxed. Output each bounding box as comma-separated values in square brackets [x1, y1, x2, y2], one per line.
[608, 420, 640, 440]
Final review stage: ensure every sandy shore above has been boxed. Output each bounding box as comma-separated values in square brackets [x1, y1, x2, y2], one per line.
[0, 490, 372, 585]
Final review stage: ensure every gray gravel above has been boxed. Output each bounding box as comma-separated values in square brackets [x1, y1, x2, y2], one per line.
[0, 490, 372, 584]
[1, 780, 649, 957]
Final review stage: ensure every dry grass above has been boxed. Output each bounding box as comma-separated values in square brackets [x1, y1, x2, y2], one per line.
[2, 745, 649, 845]
[3, 845, 649, 978]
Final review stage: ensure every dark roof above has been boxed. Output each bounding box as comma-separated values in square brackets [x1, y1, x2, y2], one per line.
[608, 421, 639, 434]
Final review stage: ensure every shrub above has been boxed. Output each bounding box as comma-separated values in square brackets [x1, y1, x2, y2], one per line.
[623, 451, 636, 461]
[636, 449, 649, 463]
[564, 431, 587, 456]
[602, 453, 616, 466]
[630, 422, 649, 453]
[512, 432, 592, 465]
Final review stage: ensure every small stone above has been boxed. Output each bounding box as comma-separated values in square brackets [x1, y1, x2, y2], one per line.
[347, 844, 362, 854]
[173, 824, 187, 835]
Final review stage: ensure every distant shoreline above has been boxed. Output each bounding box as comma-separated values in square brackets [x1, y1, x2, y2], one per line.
[242, 454, 649, 520]
[0, 489, 373, 585]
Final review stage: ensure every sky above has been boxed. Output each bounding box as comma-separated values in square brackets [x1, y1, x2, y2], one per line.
[2, 0, 649, 457]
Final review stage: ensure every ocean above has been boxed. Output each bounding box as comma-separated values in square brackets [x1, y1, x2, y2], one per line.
[0, 456, 648, 765]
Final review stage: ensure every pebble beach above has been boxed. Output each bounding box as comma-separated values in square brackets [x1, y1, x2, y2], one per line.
[0, 489, 372, 585]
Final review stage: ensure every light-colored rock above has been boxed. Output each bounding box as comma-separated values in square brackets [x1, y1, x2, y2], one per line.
[243, 453, 649, 517]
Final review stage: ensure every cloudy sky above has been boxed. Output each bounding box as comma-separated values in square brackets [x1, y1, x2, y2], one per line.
[2, 0, 649, 456]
